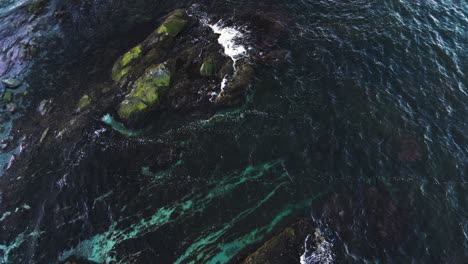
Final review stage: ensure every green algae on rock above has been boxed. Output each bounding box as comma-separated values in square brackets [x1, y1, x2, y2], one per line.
[78, 95, 91, 110]
[111, 46, 142, 82]
[121, 46, 142, 67]
[3, 91, 13, 102]
[110, 9, 188, 84]
[107, 7, 262, 127]
[118, 64, 171, 121]
[156, 9, 188, 36]
[200, 56, 216, 77]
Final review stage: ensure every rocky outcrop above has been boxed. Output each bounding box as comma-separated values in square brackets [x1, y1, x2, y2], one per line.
[111, 9, 189, 85]
[107, 8, 264, 127]
[243, 219, 313, 264]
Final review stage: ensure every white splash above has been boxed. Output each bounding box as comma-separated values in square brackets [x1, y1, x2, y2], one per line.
[209, 21, 247, 64]
[300, 228, 334, 264]
[208, 21, 249, 97]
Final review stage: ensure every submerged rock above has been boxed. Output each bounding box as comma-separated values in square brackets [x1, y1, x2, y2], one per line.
[6, 103, 18, 113]
[3, 91, 13, 102]
[38, 99, 52, 116]
[2, 79, 22, 89]
[0, 140, 8, 149]
[398, 136, 423, 162]
[27, 0, 49, 14]
[39, 127, 49, 144]
[317, 186, 412, 256]
[243, 219, 313, 264]
[258, 49, 290, 66]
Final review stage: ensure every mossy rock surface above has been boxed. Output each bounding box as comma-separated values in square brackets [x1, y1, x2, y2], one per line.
[78, 95, 91, 109]
[156, 9, 188, 36]
[118, 64, 171, 121]
[3, 91, 13, 102]
[121, 46, 142, 67]
[110, 9, 188, 84]
[107, 8, 260, 127]
[200, 57, 216, 76]
[111, 45, 142, 82]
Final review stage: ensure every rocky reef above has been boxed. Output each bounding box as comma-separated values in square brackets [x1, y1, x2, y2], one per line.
[107, 8, 255, 127]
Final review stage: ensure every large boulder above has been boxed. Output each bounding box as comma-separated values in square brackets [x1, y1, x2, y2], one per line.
[106, 8, 289, 127]
[154, 9, 188, 37]
[243, 219, 313, 264]
[111, 9, 189, 84]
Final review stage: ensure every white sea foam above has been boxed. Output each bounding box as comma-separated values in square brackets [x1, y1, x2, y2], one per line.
[300, 229, 334, 264]
[209, 22, 247, 64]
[207, 21, 248, 98]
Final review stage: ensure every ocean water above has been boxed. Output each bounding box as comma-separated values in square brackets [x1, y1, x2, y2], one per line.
[0, 0, 467, 263]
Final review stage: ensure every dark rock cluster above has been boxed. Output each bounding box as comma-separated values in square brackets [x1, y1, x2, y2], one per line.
[108, 9, 257, 127]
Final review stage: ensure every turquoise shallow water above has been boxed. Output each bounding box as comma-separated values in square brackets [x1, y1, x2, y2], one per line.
[0, 0, 467, 263]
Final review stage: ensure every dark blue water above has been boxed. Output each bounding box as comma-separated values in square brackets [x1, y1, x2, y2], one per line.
[0, 0, 467, 263]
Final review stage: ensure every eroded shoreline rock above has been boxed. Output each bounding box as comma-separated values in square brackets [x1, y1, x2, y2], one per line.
[107, 8, 269, 127]
[243, 219, 313, 264]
